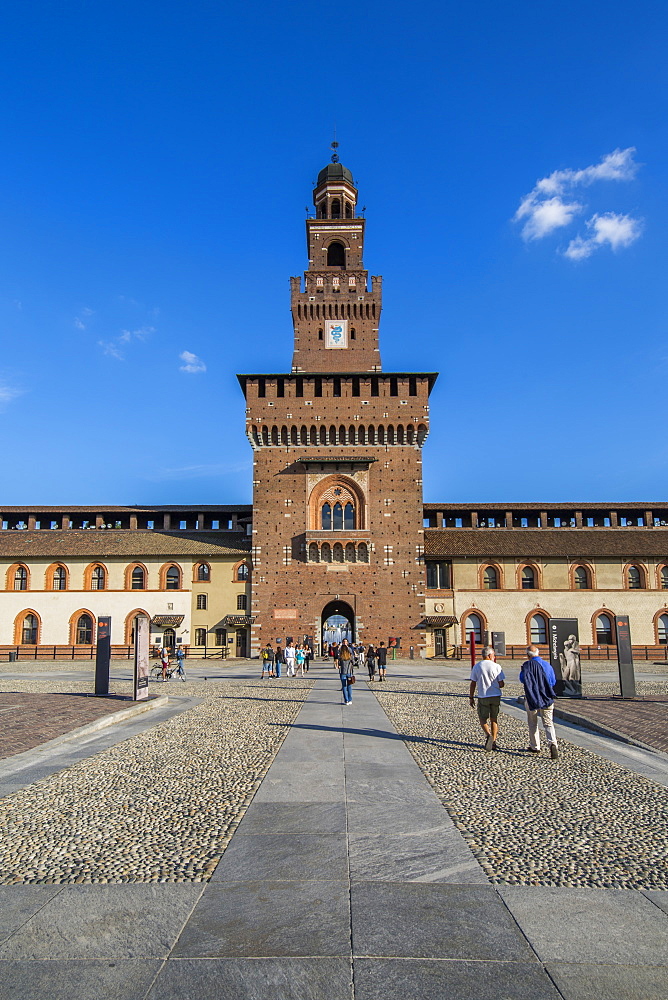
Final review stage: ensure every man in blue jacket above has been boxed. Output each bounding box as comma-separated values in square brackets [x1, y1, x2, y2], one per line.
[519, 645, 559, 760]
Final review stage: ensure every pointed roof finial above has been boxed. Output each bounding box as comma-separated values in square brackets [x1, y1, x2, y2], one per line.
[331, 127, 339, 163]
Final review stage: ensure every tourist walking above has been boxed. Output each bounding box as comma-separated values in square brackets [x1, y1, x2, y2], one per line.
[295, 644, 306, 676]
[338, 641, 355, 705]
[377, 641, 387, 681]
[356, 643, 366, 673]
[175, 644, 186, 682]
[160, 646, 170, 681]
[261, 644, 274, 679]
[520, 645, 559, 760]
[285, 642, 296, 677]
[366, 643, 376, 681]
[469, 646, 505, 751]
[275, 644, 284, 678]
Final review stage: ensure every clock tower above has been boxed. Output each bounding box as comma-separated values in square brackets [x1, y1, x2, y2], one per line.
[238, 149, 437, 655]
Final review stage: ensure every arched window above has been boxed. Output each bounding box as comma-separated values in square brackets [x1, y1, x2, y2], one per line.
[14, 565, 28, 591]
[574, 566, 590, 589]
[309, 543, 319, 563]
[321, 543, 332, 563]
[407, 425, 415, 445]
[344, 503, 355, 529]
[301, 425, 308, 445]
[310, 426, 318, 445]
[327, 241, 345, 267]
[658, 613, 668, 645]
[627, 565, 644, 589]
[339, 424, 346, 444]
[236, 563, 249, 581]
[345, 201, 352, 218]
[333, 503, 343, 530]
[661, 566, 668, 590]
[465, 614, 483, 643]
[322, 503, 332, 530]
[91, 565, 106, 591]
[333, 543, 344, 563]
[521, 566, 536, 589]
[261, 426, 269, 446]
[53, 565, 67, 591]
[345, 542, 356, 563]
[319, 203, 327, 219]
[331, 199, 341, 219]
[329, 425, 337, 445]
[357, 542, 369, 563]
[166, 566, 181, 590]
[530, 614, 548, 644]
[358, 425, 366, 444]
[387, 425, 395, 445]
[21, 613, 39, 644]
[131, 566, 145, 590]
[397, 425, 405, 445]
[197, 563, 210, 581]
[76, 613, 93, 645]
[378, 425, 385, 444]
[368, 425, 376, 444]
[280, 426, 288, 445]
[271, 425, 278, 445]
[596, 614, 614, 644]
[320, 426, 327, 445]
[483, 566, 498, 590]
[417, 424, 427, 445]
[349, 425, 356, 445]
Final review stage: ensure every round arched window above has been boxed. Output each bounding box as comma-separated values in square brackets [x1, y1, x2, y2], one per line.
[574, 566, 590, 589]
[483, 566, 498, 590]
[76, 614, 93, 644]
[596, 614, 614, 644]
[22, 614, 38, 644]
[530, 615, 547, 644]
[465, 614, 483, 643]
[521, 566, 536, 589]
[131, 566, 145, 590]
[627, 566, 643, 589]
[658, 614, 668, 645]
[166, 566, 181, 590]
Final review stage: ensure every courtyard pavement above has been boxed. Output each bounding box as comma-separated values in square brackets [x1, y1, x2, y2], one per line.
[0, 662, 667, 998]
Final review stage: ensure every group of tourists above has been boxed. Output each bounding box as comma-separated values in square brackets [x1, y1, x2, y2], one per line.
[469, 644, 559, 759]
[327, 640, 387, 681]
[260, 641, 313, 678]
[328, 638, 388, 704]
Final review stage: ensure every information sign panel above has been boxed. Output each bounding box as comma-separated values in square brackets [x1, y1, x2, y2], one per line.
[548, 618, 582, 698]
[134, 615, 150, 701]
[614, 615, 636, 699]
[95, 616, 111, 697]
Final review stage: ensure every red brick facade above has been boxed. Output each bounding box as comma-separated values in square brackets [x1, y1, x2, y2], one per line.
[239, 157, 438, 654]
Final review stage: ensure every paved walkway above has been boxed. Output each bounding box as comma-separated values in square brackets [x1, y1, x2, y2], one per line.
[1, 673, 667, 999]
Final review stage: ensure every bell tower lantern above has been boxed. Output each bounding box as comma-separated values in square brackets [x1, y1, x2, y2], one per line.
[291, 143, 382, 373]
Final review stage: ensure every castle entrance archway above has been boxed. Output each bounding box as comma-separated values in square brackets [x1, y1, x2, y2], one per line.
[321, 600, 355, 649]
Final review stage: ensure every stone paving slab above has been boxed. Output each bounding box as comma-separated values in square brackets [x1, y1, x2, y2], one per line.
[147, 957, 353, 999]
[0, 885, 203, 960]
[353, 958, 561, 1000]
[0, 885, 62, 942]
[498, 886, 668, 965]
[0, 692, 158, 759]
[545, 962, 668, 1000]
[351, 882, 536, 961]
[236, 801, 347, 835]
[209, 833, 349, 881]
[0, 959, 163, 1000]
[173, 880, 352, 958]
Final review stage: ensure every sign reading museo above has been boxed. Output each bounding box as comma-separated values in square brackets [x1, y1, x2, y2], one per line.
[325, 319, 348, 349]
[548, 618, 582, 698]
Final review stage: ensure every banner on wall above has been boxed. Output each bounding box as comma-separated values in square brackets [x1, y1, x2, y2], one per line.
[548, 618, 582, 698]
[324, 319, 348, 349]
[133, 615, 150, 702]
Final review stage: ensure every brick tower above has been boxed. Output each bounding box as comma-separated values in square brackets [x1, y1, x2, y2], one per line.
[238, 150, 438, 656]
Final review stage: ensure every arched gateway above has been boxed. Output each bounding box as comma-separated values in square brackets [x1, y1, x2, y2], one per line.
[321, 600, 355, 649]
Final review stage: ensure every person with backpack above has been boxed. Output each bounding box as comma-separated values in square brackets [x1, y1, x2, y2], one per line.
[366, 644, 376, 681]
[338, 639, 354, 705]
[261, 644, 274, 679]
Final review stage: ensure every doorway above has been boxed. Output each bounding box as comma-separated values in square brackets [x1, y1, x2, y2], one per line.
[236, 629, 248, 657]
[163, 627, 176, 651]
[321, 599, 355, 649]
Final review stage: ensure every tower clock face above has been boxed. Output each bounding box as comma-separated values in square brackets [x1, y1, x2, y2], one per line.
[325, 319, 348, 349]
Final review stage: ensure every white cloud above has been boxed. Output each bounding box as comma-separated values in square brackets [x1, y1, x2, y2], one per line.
[564, 212, 643, 261]
[0, 380, 23, 408]
[98, 340, 125, 360]
[74, 306, 94, 330]
[146, 460, 251, 481]
[515, 147, 639, 243]
[119, 325, 154, 344]
[179, 350, 206, 374]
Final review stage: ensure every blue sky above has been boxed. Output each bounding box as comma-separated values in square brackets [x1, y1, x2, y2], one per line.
[0, 0, 666, 505]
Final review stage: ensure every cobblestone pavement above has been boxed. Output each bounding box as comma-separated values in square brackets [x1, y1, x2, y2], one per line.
[0, 692, 152, 760]
[555, 694, 668, 752]
[0, 680, 313, 885]
[373, 680, 668, 890]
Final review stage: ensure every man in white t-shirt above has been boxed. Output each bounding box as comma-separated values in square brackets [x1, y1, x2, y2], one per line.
[284, 643, 296, 677]
[469, 646, 505, 752]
